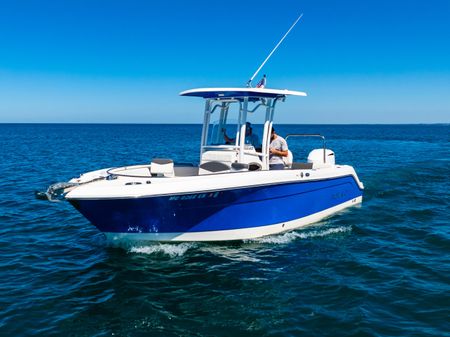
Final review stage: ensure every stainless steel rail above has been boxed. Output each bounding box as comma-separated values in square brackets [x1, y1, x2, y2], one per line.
[285, 134, 327, 163]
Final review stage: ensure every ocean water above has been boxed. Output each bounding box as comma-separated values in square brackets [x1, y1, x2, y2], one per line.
[0, 124, 449, 336]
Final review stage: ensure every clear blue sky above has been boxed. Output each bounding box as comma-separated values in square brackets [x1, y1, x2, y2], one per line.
[0, 0, 449, 123]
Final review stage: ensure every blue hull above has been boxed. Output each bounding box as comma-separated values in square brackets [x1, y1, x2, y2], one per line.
[69, 175, 363, 235]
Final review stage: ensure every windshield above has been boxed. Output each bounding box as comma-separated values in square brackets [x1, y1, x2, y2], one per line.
[206, 101, 264, 150]
[207, 119, 237, 146]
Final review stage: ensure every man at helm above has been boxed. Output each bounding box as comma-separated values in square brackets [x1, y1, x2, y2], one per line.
[224, 122, 261, 148]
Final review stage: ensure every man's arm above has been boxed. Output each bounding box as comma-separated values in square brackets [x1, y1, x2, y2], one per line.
[222, 129, 234, 143]
[270, 148, 288, 157]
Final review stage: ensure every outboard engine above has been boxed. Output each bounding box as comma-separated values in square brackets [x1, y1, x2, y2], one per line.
[307, 149, 335, 169]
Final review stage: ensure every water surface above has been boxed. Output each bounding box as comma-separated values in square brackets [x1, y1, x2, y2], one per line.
[0, 124, 449, 336]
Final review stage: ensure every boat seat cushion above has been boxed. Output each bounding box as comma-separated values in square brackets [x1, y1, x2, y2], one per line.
[249, 163, 262, 171]
[291, 162, 313, 170]
[231, 162, 249, 171]
[152, 158, 173, 165]
[151, 158, 175, 177]
[199, 161, 231, 173]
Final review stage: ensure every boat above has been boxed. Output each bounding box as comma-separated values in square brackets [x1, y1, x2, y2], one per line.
[36, 14, 364, 244]
[37, 86, 364, 244]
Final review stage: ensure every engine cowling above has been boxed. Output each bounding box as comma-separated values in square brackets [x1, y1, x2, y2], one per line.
[307, 149, 335, 168]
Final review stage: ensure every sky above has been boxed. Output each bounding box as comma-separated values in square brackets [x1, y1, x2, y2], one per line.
[0, 0, 449, 123]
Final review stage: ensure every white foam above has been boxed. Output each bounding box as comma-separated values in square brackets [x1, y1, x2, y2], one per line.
[246, 226, 352, 244]
[247, 231, 299, 244]
[241, 277, 269, 281]
[129, 243, 195, 257]
[126, 227, 352, 255]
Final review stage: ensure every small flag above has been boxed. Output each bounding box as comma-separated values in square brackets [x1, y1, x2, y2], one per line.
[256, 74, 267, 88]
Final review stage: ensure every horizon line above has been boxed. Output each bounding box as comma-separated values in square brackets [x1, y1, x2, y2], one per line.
[0, 122, 448, 126]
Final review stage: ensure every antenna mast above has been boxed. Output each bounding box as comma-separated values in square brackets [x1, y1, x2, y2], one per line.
[246, 13, 304, 87]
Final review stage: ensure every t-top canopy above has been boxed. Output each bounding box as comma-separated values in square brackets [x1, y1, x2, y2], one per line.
[179, 87, 307, 100]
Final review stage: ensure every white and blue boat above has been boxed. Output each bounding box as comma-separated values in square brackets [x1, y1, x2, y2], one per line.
[39, 86, 364, 244]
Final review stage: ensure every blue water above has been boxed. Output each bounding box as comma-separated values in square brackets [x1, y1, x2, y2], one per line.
[0, 124, 449, 336]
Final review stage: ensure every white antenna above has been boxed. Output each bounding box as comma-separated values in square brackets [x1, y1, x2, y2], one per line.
[246, 13, 304, 87]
